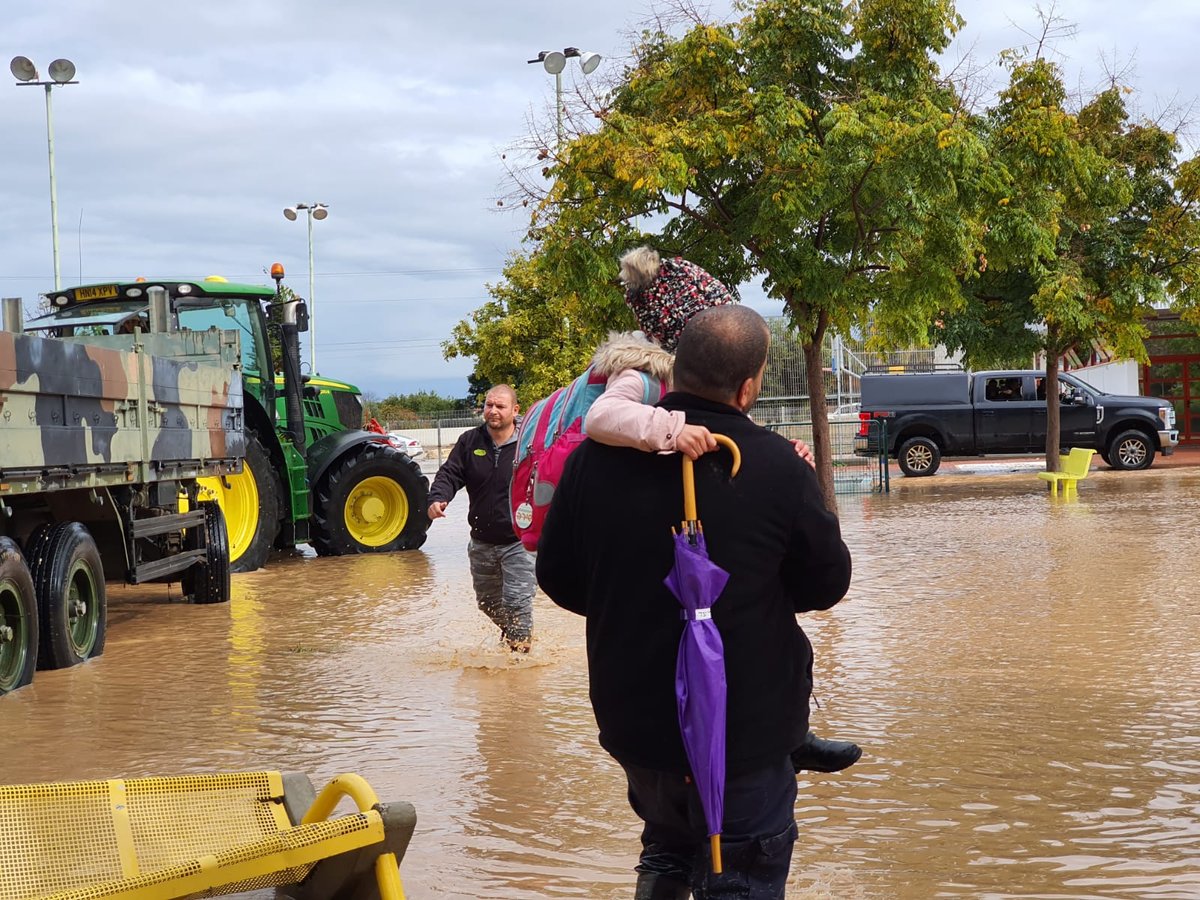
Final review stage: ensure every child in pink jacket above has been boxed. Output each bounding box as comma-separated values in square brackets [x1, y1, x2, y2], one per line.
[584, 246, 861, 775]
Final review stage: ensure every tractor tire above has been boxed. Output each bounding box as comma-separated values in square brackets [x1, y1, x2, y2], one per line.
[182, 500, 231, 605]
[26, 522, 106, 670]
[311, 442, 431, 556]
[198, 433, 281, 574]
[0, 537, 38, 694]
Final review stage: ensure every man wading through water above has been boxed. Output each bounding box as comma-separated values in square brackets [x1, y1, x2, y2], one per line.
[427, 385, 535, 652]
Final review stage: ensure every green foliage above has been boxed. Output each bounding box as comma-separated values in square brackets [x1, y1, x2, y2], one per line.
[265, 284, 299, 374]
[363, 390, 472, 424]
[451, 0, 1200, 502]
[937, 47, 1200, 369]
[449, 0, 987, 509]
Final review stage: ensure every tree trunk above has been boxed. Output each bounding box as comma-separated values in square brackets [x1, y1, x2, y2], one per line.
[803, 340, 839, 514]
[1045, 351, 1061, 472]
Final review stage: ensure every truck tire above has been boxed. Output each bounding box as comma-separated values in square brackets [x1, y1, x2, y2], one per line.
[27, 523, 106, 670]
[198, 433, 282, 574]
[311, 443, 431, 556]
[182, 500, 231, 605]
[1107, 429, 1154, 471]
[898, 436, 941, 477]
[0, 537, 38, 694]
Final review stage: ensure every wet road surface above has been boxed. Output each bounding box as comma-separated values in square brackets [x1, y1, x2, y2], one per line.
[2, 465, 1199, 898]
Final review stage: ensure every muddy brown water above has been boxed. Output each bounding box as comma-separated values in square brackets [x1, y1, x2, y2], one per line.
[2, 466, 1199, 899]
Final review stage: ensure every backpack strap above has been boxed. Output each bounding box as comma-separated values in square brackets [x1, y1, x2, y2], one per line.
[640, 372, 663, 404]
[530, 391, 557, 452]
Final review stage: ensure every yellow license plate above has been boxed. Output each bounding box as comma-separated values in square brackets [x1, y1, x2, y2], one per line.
[75, 284, 120, 301]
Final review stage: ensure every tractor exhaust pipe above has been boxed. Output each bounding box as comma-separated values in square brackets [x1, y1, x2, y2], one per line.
[148, 286, 175, 333]
[271, 264, 307, 460]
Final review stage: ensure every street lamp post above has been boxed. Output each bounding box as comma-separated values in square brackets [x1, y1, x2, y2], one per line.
[526, 47, 601, 148]
[283, 202, 329, 374]
[10, 56, 78, 291]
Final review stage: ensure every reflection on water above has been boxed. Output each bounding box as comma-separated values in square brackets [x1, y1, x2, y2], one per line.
[2, 471, 1199, 898]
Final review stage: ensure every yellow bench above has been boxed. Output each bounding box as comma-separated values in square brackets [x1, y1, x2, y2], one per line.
[1037, 447, 1096, 497]
[0, 771, 415, 900]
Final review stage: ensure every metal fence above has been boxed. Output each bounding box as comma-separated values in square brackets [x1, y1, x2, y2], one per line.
[761, 318, 939, 412]
[375, 416, 478, 468]
[765, 417, 888, 495]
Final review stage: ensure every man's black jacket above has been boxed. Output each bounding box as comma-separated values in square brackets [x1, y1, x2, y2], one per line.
[428, 423, 519, 545]
[536, 392, 852, 776]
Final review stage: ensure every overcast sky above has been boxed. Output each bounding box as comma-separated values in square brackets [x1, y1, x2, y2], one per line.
[3, 1, 1196, 399]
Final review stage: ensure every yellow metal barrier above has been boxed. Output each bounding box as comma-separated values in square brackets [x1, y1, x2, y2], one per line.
[0, 771, 415, 900]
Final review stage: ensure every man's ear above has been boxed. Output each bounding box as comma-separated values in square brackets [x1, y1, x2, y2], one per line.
[735, 377, 755, 411]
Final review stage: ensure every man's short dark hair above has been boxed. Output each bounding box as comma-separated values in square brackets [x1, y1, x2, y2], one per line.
[673, 306, 769, 401]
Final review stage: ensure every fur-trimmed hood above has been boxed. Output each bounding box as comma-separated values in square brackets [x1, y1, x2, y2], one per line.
[590, 331, 675, 383]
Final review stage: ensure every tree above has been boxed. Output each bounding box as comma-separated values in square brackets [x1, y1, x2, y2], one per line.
[937, 37, 1200, 468]
[462, 0, 986, 511]
[362, 390, 472, 425]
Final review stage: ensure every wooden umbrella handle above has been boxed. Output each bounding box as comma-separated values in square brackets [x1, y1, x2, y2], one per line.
[682, 434, 742, 523]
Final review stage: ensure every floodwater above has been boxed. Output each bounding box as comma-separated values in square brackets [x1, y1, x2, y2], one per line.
[3, 465, 1200, 899]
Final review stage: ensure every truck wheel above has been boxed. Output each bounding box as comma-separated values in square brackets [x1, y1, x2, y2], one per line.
[27, 523, 106, 670]
[182, 501, 231, 605]
[0, 538, 38, 694]
[198, 433, 281, 573]
[898, 437, 941, 477]
[311, 443, 431, 555]
[1107, 429, 1154, 471]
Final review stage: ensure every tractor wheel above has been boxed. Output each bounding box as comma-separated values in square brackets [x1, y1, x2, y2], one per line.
[26, 523, 106, 670]
[0, 537, 38, 694]
[197, 433, 281, 573]
[182, 500, 231, 605]
[311, 442, 431, 555]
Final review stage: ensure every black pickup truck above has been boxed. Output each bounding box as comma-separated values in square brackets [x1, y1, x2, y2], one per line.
[853, 368, 1179, 476]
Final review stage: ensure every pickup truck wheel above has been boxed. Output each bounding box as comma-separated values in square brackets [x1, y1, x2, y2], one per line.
[1108, 429, 1154, 471]
[898, 437, 941, 477]
[0, 538, 37, 694]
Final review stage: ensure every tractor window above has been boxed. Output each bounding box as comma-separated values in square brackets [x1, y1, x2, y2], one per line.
[176, 304, 265, 377]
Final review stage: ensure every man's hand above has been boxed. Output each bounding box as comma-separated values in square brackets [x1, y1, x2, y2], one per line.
[675, 424, 719, 460]
[792, 439, 816, 469]
[427, 501, 448, 520]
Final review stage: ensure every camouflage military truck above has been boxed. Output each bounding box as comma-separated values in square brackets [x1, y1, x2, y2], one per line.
[36, 268, 430, 574]
[0, 294, 243, 695]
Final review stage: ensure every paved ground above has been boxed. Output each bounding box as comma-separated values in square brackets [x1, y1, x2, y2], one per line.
[931, 442, 1200, 475]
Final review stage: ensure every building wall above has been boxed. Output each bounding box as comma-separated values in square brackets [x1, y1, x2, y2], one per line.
[1069, 360, 1139, 395]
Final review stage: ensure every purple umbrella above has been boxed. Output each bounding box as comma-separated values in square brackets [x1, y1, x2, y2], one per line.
[663, 434, 741, 874]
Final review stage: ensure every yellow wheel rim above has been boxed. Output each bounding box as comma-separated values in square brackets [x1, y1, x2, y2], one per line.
[197, 469, 260, 564]
[344, 475, 409, 547]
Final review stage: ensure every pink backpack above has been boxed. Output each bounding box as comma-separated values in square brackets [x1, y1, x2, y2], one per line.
[510, 365, 665, 551]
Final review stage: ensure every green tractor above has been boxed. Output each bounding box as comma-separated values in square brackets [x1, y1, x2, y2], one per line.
[35, 266, 431, 572]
